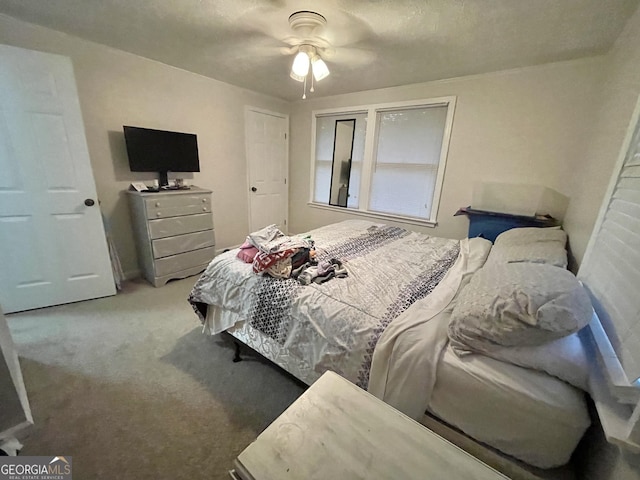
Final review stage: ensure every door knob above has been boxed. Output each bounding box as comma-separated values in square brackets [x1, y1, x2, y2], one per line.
[251, 187, 257, 192]
[84, 199, 95, 207]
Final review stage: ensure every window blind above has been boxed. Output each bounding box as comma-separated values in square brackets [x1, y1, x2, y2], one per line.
[369, 106, 448, 219]
[579, 107, 640, 383]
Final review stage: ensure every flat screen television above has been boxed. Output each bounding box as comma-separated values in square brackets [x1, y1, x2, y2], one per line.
[123, 126, 200, 187]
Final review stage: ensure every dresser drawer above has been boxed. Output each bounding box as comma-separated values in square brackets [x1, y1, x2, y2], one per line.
[145, 193, 211, 219]
[154, 246, 216, 277]
[152, 230, 215, 258]
[148, 213, 213, 239]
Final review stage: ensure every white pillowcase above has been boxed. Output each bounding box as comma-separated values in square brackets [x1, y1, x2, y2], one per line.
[448, 263, 592, 352]
[486, 226, 568, 268]
[485, 243, 568, 269]
[494, 226, 566, 246]
[473, 331, 590, 391]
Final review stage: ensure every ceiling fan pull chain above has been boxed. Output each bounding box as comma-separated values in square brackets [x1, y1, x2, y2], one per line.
[302, 75, 307, 99]
[310, 70, 315, 93]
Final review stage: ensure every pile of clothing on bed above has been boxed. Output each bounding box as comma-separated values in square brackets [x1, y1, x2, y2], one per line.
[236, 224, 348, 284]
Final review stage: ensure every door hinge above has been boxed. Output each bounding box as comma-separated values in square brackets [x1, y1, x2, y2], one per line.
[284, 133, 287, 139]
[284, 178, 287, 184]
[284, 219, 287, 225]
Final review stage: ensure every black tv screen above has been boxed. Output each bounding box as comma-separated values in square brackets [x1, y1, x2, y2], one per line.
[124, 126, 200, 184]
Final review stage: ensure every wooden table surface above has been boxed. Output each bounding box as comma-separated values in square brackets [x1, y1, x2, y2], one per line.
[235, 371, 509, 480]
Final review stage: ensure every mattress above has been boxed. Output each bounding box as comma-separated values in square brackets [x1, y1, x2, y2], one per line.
[226, 313, 589, 470]
[368, 279, 591, 469]
[428, 345, 591, 469]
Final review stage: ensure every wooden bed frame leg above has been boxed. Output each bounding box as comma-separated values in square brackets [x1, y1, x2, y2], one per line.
[232, 340, 242, 363]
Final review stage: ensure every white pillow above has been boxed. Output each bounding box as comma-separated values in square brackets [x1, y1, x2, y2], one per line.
[494, 226, 566, 246]
[472, 331, 590, 391]
[448, 263, 592, 352]
[485, 242, 568, 268]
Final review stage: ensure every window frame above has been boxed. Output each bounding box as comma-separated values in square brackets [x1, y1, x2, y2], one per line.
[309, 96, 457, 227]
[311, 111, 368, 208]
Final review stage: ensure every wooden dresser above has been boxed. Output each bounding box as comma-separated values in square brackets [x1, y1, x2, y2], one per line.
[231, 371, 508, 480]
[127, 187, 215, 287]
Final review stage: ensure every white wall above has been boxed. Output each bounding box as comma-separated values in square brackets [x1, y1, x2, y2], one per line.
[0, 14, 289, 278]
[563, 6, 640, 266]
[288, 58, 606, 245]
[2, 10, 636, 276]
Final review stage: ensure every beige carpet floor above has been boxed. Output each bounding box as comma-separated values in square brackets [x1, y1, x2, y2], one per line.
[6, 277, 305, 480]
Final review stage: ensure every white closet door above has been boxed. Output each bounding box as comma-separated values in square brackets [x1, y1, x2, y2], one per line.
[246, 108, 289, 233]
[0, 44, 115, 313]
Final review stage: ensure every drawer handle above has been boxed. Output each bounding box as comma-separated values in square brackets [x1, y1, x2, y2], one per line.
[157, 212, 161, 217]
[155, 202, 161, 207]
[202, 207, 207, 212]
[202, 198, 207, 203]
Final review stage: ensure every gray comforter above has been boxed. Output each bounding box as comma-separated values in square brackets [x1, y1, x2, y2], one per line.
[189, 220, 461, 387]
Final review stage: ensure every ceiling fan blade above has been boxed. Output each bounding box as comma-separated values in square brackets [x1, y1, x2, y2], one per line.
[234, 5, 295, 44]
[250, 45, 293, 57]
[233, 4, 376, 52]
[203, 31, 286, 61]
[324, 47, 376, 67]
[316, 9, 373, 47]
[279, 45, 299, 56]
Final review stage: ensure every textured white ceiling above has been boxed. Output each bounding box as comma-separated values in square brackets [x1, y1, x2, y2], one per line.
[0, 0, 638, 101]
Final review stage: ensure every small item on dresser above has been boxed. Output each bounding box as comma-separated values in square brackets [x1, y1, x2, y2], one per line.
[130, 181, 148, 192]
[171, 178, 190, 189]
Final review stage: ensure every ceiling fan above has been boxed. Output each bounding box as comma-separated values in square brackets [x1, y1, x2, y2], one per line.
[230, 3, 376, 99]
[285, 11, 333, 98]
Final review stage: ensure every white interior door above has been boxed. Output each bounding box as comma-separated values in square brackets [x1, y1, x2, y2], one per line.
[0, 44, 115, 313]
[246, 108, 288, 233]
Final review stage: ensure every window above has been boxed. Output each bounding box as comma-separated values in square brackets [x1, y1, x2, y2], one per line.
[310, 97, 455, 225]
[313, 112, 367, 208]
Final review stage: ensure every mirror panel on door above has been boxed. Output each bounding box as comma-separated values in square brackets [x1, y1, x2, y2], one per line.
[329, 119, 356, 207]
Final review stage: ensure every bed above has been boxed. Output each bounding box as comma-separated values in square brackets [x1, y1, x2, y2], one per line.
[188, 219, 592, 473]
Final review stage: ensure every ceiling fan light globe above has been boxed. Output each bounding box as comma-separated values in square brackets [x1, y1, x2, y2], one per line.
[311, 57, 330, 81]
[291, 51, 310, 79]
[290, 71, 306, 82]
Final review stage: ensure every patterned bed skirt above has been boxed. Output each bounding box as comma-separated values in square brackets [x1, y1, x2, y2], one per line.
[206, 306, 320, 385]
